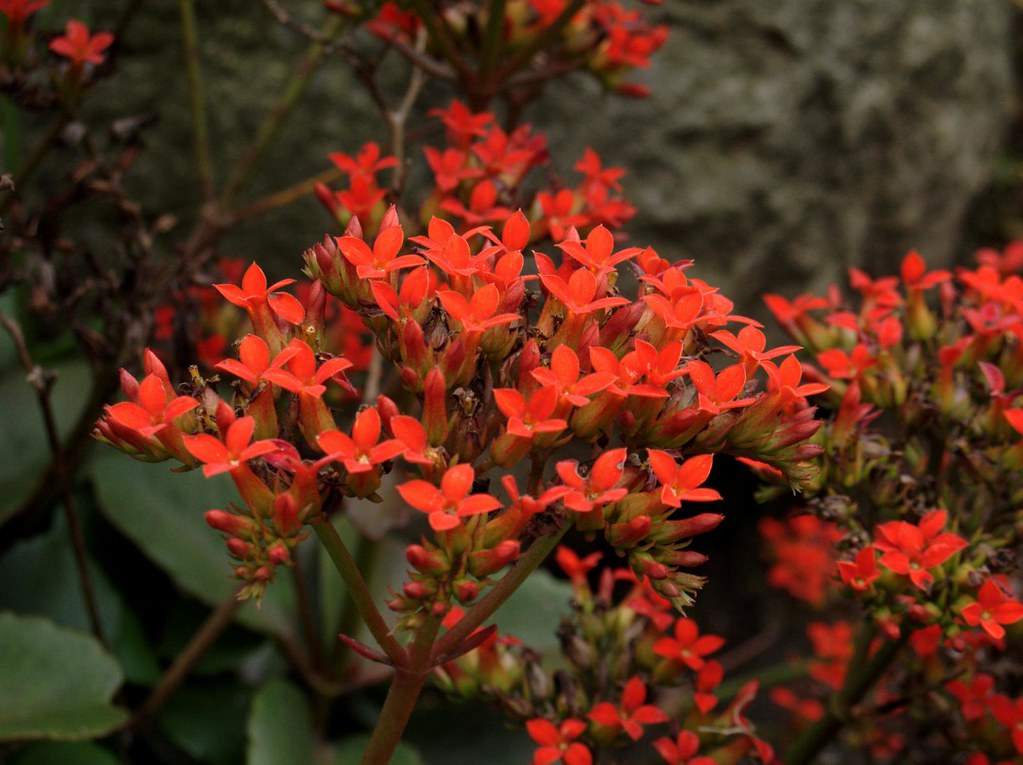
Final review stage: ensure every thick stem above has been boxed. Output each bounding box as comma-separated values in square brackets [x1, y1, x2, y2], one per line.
[785, 629, 908, 765]
[177, 0, 214, 200]
[359, 615, 442, 765]
[312, 517, 407, 666]
[432, 519, 570, 661]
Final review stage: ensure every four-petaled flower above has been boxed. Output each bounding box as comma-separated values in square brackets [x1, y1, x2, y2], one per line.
[337, 224, 424, 280]
[587, 676, 669, 741]
[184, 416, 278, 477]
[961, 579, 1023, 640]
[837, 546, 881, 591]
[105, 374, 198, 438]
[653, 618, 725, 671]
[526, 718, 592, 765]
[49, 19, 114, 67]
[873, 510, 968, 590]
[556, 448, 628, 514]
[651, 730, 716, 765]
[646, 451, 720, 508]
[317, 407, 405, 474]
[397, 464, 501, 531]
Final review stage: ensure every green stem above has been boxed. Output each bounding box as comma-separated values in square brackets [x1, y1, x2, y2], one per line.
[432, 520, 570, 661]
[178, 0, 215, 200]
[359, 615, 442, 765]
[327, 533, 381, 678]
[480, 0, 506, 84]
[312, 518, 406, 667]
[219, 15, 345, 208]
[785, 629, 908, 765]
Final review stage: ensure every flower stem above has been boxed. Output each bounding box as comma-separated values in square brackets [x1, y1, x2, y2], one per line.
[312, 517, 407, 667]
[432, 519, 570, 661]
[359, 615, 442, 765]
[785, 628, 908, 765]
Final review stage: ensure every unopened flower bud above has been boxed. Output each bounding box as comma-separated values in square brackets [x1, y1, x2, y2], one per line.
[268, 541, 291, 565]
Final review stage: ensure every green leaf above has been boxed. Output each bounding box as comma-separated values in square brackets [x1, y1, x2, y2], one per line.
[90, 453, 298, 641]
[0, 514, 160, 685]
[0, 360, 92, 525]
[328, 735, 424, 765]
[403, 701, 533, 765]
[0, 613, 128, 741]
[9, 741, 120, 765]
[157, 682, 251, 765]
[490, 568, 572, 653]
[246, 680, 314, 765]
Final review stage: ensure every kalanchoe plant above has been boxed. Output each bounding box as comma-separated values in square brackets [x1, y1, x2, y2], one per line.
[748, 245, 1023, 764]
[96, 198, 824, 760]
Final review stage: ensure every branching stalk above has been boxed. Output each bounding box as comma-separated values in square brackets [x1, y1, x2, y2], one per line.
[312, 516, 406, 666]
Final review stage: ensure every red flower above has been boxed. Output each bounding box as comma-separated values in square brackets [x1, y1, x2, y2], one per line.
[49, 20, 113, 67]
[215, 334, 271, 386]
[555, 448, 628, 514]
[555, 546, 603, 588]
[438, 284, 520, 334]
[494, 385, 568, 439]
[531, 345, 617, 407]
[184, 416, 279, 478]
[336, 224, 423, 280]
[837, 546, 880, 591]
[873, 510, 968, 590]
[960, 579, 1023, 640]
[317, 407, 405, 474]
[653, 618, 724, 671]
[540, 267, 629, 316]
[105, 374, 198, 438]
[646, 451, 720, 508]
[588, 676, 669, 741]
[526, 718, 592, 765]
[0, 0, 49, 24]
[328, 142, 397, 183]
[261, 339, 353, 399]
[651, 730, 716, 765]
[557, 224, 641, 276]
[214, 262, 305, 325]
[397, 464, 501, 531]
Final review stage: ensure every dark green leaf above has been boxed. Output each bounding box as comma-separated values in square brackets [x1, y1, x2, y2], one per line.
[0, 613, 127, 741]
[490, 568, 572, 653]
[9, 741, 120, 765]
[328, 735, 423, 765]
[90, 454, 298, 641]
[0, 361, 92, 525]
[157, 682, 251, 765]
[0, 514, 159, 685]
[246, 680, 314, 765]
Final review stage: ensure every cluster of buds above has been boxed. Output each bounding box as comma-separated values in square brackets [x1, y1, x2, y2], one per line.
[357, 0, 668, 99]
[756, 246, 1023, 762]
[99, 188, 823, 616]
[316, 103, 636, 243]
[436, 548, 776, 765]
